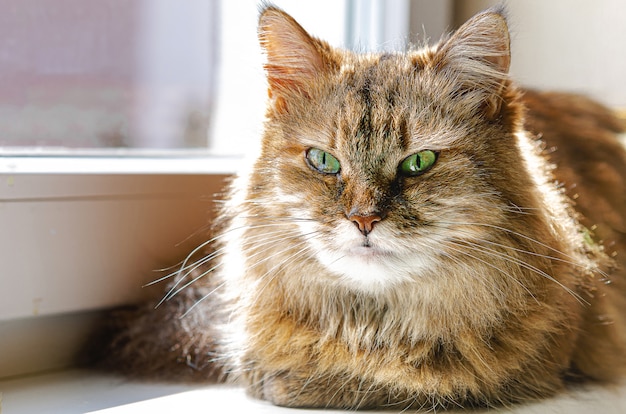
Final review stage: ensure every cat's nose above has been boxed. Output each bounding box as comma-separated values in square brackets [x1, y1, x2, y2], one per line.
[348, 214, 382, 236]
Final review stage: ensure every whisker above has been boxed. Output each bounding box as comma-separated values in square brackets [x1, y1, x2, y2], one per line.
[155, 230, 234, 294]
[151, 260, 188, 274]
[471, 233, 605, 277]
[173, 222, 213, 248]
[448, 239, 586, 305]
[501, 203, 539, 215]
[150, 221, 312, 291]
[153, 249, 222, 297]
[434, 223, 605, 277]
[175, 231, 321, 316]
[239, 215, 317, 223]
[436, 220, 587, 265]
[157, 261, 224, 308]
[240, 231, 318, 270]
[442, 240, 538, 303]
[162, 229, 312, 304]
[180, 280, 228, 318]
[247, 233, 322, 307]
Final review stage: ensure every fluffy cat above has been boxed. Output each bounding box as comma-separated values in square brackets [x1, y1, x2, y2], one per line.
[92, 5, 626, 410]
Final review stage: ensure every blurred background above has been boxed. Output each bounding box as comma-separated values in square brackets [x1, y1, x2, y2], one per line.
[0, 0, 624, 152]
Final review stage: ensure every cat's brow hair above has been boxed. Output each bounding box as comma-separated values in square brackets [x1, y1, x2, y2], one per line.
[407, 128, 470, 152]
[340, 52, 475, 155]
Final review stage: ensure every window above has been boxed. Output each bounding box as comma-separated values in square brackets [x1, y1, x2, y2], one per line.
[0, 1, 218, 150]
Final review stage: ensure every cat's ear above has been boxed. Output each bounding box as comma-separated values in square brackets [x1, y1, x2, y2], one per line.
[258, 6, 338, 113]
[435, 8, 511, 117]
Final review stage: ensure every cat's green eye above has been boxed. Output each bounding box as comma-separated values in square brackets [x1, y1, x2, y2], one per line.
[399, 150, 438, 176]
[306, 148, 341, 175]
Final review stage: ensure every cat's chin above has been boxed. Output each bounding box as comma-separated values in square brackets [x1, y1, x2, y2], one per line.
[316, 245, 426, 293]
[346, 244, 389, 259]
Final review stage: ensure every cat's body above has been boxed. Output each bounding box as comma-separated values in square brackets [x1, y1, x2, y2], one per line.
[94, 6, 626, 410]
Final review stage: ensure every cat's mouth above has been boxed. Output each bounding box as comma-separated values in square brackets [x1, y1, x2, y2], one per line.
[347, 239, 390, 258]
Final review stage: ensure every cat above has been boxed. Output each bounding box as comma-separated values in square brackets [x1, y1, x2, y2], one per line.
[90, 5, 626, 410]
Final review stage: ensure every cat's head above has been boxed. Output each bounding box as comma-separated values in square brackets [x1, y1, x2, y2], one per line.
[248, 6, 538, 293]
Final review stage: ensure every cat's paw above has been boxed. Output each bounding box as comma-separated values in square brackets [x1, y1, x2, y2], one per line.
[251, 371, 385, 409]
[250, 371, 334, 408]
[257, 372, 305, 407]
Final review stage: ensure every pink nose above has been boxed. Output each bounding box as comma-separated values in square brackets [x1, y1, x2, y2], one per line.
[349, 214, 382, 236]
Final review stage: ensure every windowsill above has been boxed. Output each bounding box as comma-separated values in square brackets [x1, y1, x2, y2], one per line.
[0, 369, 275, 414]
[0, 151, 242, 175]
[1, 369, 626, 414]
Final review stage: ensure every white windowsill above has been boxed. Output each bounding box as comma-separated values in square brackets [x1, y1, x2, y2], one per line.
[1, 369, 625, 414]
[0, 152, 243, 175]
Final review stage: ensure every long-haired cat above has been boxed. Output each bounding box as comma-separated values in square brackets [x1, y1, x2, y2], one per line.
[92, 5, 626, 410]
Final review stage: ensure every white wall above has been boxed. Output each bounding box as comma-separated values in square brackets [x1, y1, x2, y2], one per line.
[456, 0, 626, 108]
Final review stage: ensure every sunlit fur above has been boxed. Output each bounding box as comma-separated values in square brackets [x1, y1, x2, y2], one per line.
[97, 5, 626, 411]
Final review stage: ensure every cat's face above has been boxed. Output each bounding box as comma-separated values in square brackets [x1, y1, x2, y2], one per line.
[250, 8, 529, 293]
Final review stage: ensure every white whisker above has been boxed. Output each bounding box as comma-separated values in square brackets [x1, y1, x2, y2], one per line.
[149, 220, 312, 295]
[433, 222, 606, 278]
[448, 238, 586, 305]
[161, 228, 310, 304]
[180, 280, 228, 318]
[443, 240, 539, 303]
[437, 220, 587, 265]
[246, 233, 322, 308]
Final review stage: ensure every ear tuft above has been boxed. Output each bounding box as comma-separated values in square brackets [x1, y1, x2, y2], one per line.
[445, 8, 511, 75]
[435, 8, 512, 117]
[258, 6, 337, 112]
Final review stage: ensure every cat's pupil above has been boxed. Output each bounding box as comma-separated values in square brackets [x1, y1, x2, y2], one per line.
[399, 150, 438, 176]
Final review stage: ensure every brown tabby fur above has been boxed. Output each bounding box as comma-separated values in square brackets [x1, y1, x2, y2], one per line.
[89, 5, 626, 410]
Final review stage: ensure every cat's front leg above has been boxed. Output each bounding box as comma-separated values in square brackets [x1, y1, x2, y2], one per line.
[247, 370, 404, 409]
